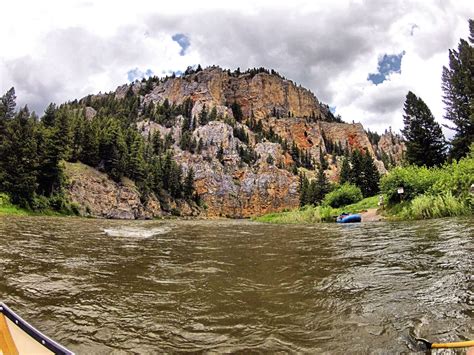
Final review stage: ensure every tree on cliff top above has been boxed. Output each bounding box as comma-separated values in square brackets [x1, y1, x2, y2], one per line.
[402, 91, 446, 167]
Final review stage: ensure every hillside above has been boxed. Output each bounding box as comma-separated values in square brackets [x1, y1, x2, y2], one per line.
[0, 66, 405, 218]
[60, 66, 403, 218]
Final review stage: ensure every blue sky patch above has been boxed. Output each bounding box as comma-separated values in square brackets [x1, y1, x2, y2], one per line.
[127, 68, 154, 82]
[172, 33, 190, 56]
[367, 51, 405, 85]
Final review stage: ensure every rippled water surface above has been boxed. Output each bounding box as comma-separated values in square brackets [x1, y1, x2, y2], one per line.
[0, 216, 473, 353]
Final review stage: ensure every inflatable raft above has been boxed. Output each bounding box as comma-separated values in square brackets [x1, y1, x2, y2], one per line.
[336, 213, 362, 223]
[0, 302, 74, 355]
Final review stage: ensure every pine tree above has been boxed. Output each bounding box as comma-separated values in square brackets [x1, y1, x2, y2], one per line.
[0, 107, 39, 207]
[80, 121, 100, 166]
[339, 157, 351, 184]
[361, 150, 380, 197]
[266, 154, 274, 165]
[231, 102, 243, 122]
[199, 104, 208, 125]
[319, 147, 329, 170]
[314, 168, 330, 203]
[209, 106, 217, 122]
[42, 103, 57, 127]
[183, 167, 195, 199]
[299, 173, 309, 206]
[349, 149, 364, 187]
[402, 91, 446, 167]
[0, 87, 16, 121]
[441, 19, 474, 160]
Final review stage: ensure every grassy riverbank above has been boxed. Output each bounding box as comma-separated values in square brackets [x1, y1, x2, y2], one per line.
[0, 194, 31, 216]
[256, 148, 473, 224]
[0, 193, 69, 217]
[254, 196, 379, 224]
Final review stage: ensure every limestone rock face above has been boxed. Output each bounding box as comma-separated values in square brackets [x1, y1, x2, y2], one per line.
[143, 67, 325, 120]
[319, 122, 375, 156]
[84, 106, 97, 121]
[376, 131, 405, 165]
[69, 66, 406, 219]
[64, 162, 161, 219]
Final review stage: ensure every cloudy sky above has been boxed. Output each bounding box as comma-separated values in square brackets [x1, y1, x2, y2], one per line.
[1, 0, 472, 135]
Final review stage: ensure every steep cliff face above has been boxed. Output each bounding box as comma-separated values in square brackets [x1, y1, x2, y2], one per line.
[67, 66, 404, 219]
[141, 67, 326, 120]
[65, 162, 199, 219]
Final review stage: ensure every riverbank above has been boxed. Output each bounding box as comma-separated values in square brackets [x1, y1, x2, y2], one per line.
[254, 196, 382, 224]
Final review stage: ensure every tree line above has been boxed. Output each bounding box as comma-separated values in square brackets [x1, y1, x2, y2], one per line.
[402, 19, 473, 166]
[0, 89, 197, 211]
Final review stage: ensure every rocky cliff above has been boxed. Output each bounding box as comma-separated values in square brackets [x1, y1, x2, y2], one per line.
[67, 66, 404, 218]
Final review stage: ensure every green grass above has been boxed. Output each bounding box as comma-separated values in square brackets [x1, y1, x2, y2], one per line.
[397, 192, 471, 220]
[0, 193, 31, 215]
[254, 195, 380, 224]
[0, 192, 71, 217]
[254, 205, 323, 224]
[0, 205, 31, 216]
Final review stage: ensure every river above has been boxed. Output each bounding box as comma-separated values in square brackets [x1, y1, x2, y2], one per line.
[0, 216, 472, 353]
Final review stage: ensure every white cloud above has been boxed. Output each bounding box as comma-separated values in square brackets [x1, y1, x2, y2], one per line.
[0, 0, 472, 138]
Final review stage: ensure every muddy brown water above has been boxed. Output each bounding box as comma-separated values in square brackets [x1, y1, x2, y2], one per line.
[0, 216, 472, 353]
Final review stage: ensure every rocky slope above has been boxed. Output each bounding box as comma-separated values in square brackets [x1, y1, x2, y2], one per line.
[67, 66, 404, 218]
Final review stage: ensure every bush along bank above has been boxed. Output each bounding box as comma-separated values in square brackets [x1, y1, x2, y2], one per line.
[254, 194, 379, 224]
[380, 145, 474, 220]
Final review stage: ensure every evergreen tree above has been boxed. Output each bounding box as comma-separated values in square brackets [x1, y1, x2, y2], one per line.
[349, 149, 364, 187]
[80, 121, 100, 166]
[100, 119, 127, 181]
[401, 91, 446, 167]
[361, 150, 380, 197]
[339, 157, 351, 184]
[183, 167, 195, 199]
[441, 19, 474, 159]
[216, 143, 224, 162]
[126, 129, 146, 182]
[266, 154, 274, 165]
[36, 110, 72, 197]
[209, 106, 217, 122]
[0, 107, 39, 207]
[299, 173, 310, 206]
[199, 104, 209, 125]
[313, 168, 330, 204]
[319, 147, 329, 170]
[231, 102, 243, 122]
[0, 87, 16, 121]
[42, 103, 57, 127]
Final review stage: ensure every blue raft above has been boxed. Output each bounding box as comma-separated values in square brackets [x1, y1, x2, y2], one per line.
[336, 213, 361, 223]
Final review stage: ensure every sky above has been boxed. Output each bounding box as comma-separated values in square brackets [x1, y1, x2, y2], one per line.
[1, 0, 473, 136]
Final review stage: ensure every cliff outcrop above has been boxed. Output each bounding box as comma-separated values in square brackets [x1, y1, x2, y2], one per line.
[67, 66, 404, 219]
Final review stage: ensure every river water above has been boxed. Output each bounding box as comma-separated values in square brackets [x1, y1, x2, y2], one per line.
[0, 216, 472, 353]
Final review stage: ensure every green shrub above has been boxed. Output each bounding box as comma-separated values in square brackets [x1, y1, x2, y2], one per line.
[432, 156, 474, 199]
[398, 192, 470, 220]
[380, 151, 474, 207]
[379, 165, 440, 204]
[0, 193, 11, 206]
[323, 183, 363, 208]
[30, 195, 50, 211]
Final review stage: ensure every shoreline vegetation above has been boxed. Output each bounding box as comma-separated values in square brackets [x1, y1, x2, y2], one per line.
[2, 146, 472, 222]
[256, 147, 473, 224]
